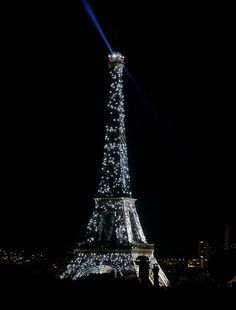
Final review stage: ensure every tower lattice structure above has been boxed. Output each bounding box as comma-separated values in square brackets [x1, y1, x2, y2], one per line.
[61, 53, 169, 287]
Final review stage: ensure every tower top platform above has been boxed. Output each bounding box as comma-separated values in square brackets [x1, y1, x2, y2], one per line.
[108, 52, 125, 64]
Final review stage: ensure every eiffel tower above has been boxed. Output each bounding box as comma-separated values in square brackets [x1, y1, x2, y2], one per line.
[61, 53, 169, 287]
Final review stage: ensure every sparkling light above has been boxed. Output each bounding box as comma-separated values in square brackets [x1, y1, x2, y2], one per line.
[98, 53, 131, 197]
[60, 53, 169, 287]
[85, 198, 146, 244]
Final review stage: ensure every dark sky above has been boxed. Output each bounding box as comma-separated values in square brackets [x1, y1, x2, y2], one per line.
[1, 1, 235, 257]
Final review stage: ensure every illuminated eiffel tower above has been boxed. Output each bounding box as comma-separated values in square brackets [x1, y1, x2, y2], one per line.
[61, 53, 169, 287]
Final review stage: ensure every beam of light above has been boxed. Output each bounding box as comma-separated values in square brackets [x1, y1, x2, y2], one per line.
[81, 0, 113, 53]
[125, 68, 177, 144]
[81, 0, 190, 161]
[125, 68, 197, 165]
[81, 0, 173, 143]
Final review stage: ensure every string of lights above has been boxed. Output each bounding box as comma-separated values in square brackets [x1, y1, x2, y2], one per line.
[98, 53, 132, 197]
[61, 53, 169, 287]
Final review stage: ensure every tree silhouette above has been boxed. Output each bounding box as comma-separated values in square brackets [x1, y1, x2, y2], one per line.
[208, 249, 236, 284]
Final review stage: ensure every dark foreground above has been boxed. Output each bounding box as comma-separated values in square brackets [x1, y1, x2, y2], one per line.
[1, 276, 235, 309]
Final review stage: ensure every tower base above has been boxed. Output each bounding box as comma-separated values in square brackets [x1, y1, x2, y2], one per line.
[61, 243, 169, 287]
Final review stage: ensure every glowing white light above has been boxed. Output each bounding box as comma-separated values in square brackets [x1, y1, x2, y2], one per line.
[60, 53, 169, 287]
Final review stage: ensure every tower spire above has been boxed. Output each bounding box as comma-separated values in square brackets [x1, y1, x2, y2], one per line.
[98, 53, 132, 197]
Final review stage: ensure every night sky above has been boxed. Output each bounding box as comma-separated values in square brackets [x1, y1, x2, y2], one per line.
[1, 1, 235, 257]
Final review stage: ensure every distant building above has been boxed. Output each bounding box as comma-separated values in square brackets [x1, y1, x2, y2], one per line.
[159, 258, 187, 270]
[187, 258, 201, 269]
[198, 240, 211, 269]
[159, 257, 202, 270]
